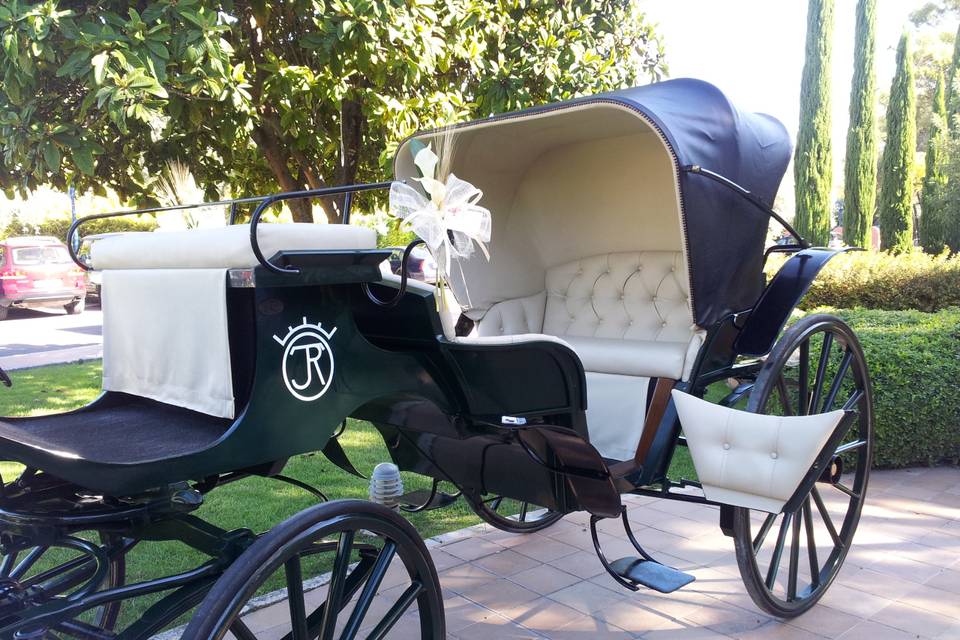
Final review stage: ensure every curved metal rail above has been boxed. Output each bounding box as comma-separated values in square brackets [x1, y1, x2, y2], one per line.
[66, 181, 394, 274]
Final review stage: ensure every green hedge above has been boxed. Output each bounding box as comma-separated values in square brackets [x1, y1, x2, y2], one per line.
[0, 215, 157, 242]
[823, 307, 960, 467]
[768, 251, 960, 312]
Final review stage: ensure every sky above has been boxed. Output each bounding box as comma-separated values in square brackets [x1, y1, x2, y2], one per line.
[642, 0, 958, 210]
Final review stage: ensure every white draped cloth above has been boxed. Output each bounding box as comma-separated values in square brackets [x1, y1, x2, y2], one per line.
[101, 269, 235, 419]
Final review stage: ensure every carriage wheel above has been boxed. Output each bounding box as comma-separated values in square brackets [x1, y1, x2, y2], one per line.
[732, 314, 873, 618]
[0, 534, 127, 635]
[183, 499, 444, 640]
[466, 493, 564, 533]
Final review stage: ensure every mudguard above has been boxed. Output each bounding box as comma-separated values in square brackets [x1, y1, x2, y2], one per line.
[734, 248, 853, 357]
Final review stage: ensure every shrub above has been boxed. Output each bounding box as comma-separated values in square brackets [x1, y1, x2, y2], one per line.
[768, 250, 960, 311]
[821, 307, 960, 467]
[0, 215, 157, 242]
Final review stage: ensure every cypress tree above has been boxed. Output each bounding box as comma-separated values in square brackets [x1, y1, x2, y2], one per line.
[794, 0, 834, 247]
[947, 23, 960, 130]
[843, 0, 877, 249]
[878, 32, 917, 254]
[920, 72, 947, 254]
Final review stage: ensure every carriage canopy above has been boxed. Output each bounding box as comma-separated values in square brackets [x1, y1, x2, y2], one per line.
[394, 78, 791, 328]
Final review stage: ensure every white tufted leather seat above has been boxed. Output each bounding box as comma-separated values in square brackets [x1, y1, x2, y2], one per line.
[471, 251, 705, 461]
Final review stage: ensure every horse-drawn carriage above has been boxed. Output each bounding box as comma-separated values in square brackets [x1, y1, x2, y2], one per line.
[0, 79, 872, 638]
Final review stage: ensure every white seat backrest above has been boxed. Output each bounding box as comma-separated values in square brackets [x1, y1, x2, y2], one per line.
[543, 251, 693, 343]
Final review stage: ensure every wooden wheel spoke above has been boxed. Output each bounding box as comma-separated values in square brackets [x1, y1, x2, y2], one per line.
[835, 439, 867, 455]
[776, 374, 795, 416]
[231, 618, 259, 640]
[753, 513, 777, 553]
[764, 512, 792, 590]
[833, 482, 861, 500]
[803, 498, 820, 588]
[286, 555, 378, 640]
[340, 542, 397, 640]
[810, 487, 842, 548]
[365, 581, 425, 640]
[798, 340, 810, 415]
[841, 388, 864, 412]
[787, 508, 801, 601]
[11, 545, 48, 580]
[821, 349, 853, 412]
[318, 530, 356, 640]
[285, 557, 309, 640]
[809, 333, 834, 413]
[0, 550, 18, 578]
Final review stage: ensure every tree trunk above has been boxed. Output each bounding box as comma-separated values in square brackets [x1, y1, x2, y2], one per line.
[335, 97, 364, 221]
[250, 124, 313, 223]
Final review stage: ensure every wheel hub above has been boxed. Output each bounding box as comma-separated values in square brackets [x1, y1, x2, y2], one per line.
[818, 456, 844, 484]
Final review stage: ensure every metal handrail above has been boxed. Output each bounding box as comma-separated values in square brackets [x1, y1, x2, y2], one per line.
[66, 181, 394, 274]
[247, 181, 392, 274]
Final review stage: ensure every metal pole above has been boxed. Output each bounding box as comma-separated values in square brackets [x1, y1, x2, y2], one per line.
[68, 185, 78, 252]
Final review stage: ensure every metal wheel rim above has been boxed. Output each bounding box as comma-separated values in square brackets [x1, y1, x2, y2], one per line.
[194, 507, 444, 640]
[468, 493, 564, 533]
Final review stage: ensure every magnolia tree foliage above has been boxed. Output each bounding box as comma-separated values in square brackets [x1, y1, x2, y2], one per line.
[0, 0, 667, 222]
[794, 0, 834, 247]
[879, 33, 917, 254]
[843, 0, 876, 249]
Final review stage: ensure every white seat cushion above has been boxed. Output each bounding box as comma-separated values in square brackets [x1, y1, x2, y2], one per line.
[673, 391, 845, 513]
[91, 223, 377, 270]
[563, 335, 690, 381]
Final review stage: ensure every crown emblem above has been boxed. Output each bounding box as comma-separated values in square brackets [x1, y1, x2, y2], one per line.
[274, 318, 337, 402]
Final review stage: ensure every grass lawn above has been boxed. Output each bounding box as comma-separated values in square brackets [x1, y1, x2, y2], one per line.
[0, 360, 698, 628]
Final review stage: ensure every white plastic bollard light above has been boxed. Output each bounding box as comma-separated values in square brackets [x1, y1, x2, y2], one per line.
[369, 462, 404, 510]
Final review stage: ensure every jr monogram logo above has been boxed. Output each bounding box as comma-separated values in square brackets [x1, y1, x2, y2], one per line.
[273, 318, 337, 402]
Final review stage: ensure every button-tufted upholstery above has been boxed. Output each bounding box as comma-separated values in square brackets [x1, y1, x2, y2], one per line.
[468, 251, 704, 461]
[543, 252, 692, 343]
[672, 391, 845, 513]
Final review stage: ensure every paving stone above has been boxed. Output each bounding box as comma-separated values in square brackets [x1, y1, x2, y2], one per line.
[498, 597, 584, 633]
[441, 537, 505, 561]
[837, 620, 922, 640]
[459, 576, 541, 612]
[512, 536, 581, 563]
[784, 604, 862, 638]
[871, 599, 959, 638]
[473, 548, 543, 577]
[548, 580, 628, 615]
[508, 563, 583, 595]
[897, 582, 960, 620]
[926, 568, 960, 596]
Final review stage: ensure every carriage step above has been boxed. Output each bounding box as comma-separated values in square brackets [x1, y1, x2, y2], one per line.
[398, 488, 460, 512]
[609, 557, 695, 594]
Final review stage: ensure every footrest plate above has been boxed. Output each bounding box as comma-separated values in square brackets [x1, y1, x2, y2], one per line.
[609, 557, 695, 594]
[398, 489, 459, 511]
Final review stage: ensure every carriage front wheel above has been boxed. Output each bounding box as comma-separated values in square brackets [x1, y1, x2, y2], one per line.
[733, 314, 874, 618]
[184, 499, 445, 639]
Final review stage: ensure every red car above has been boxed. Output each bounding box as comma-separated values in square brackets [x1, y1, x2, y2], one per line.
[0, 236, 86, 320]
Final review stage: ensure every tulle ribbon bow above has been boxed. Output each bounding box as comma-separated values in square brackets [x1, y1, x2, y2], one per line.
[389, 145, 491, 286]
